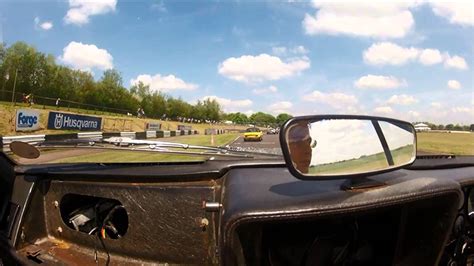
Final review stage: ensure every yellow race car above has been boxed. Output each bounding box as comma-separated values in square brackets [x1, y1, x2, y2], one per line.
[243, 127, 263, 141]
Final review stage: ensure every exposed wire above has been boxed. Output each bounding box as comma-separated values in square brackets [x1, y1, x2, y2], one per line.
[94, 201, 111, 266]
[88, 227, 98, 235]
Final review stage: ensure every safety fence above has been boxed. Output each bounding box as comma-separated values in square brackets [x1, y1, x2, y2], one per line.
[0, 90, 132, 116]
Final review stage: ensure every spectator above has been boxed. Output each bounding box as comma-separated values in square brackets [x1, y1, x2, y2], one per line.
[55, 98, 61, 108]
[26, 93, 34, 106]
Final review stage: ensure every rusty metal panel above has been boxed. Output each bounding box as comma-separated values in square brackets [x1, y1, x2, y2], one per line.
[42, 180, 217, 265]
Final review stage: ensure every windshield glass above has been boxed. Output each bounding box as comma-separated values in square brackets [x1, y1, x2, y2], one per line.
[246, 128, 260, 132]
[0, 1, 472, 164]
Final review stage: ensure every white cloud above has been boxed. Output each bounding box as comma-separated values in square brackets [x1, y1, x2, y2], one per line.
[303, 2, 416, 38]
[202, 96, 253, 111]
[59, 41, 113, 71]
[218, 54, 310, 83]
[364, 42, 469, 69]
[34, 17, 53, 31]
[243, 110, 255, 117]
[303, 90, 358, 110]
[151, 1, 167, 12]
[373, 106, 394, 115]
[130, 73, 197, 92]
[444, 55, 469, 70]
[447, 80, 462, 90]
[408, 110, 420, 118]
[64, 0, 117, 25]
[272, 47, 287, 56]
[419, 48, 443, 65]
[293, 45, 309, 54]
[40, 22, 53, 30]
[451, 106, 474, 115]
[272, 46, 309, 56]
[387, 94, 418, 105]
[431, 102, 442, 108]
[363, 42, 419, 65]
[429, 2, 474, 26]
[268, 101, 293, 114]
[252, 85, 278, 95]
[355, 75, 405, 90]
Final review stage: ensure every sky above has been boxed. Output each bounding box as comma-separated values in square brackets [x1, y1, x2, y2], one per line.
[0, 0, 473, 124]
[309, 119, 414, 165]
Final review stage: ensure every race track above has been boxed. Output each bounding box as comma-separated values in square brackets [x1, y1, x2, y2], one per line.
[227, 134, 282, 155]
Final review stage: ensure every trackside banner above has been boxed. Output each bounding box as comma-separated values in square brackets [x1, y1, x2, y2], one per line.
[47, 111, 102, 131]
[16, 109, 41, 132]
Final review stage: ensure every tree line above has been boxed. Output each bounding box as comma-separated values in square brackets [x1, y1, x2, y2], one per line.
[0, 41, 291, 126]
[416, 122, 474, 132]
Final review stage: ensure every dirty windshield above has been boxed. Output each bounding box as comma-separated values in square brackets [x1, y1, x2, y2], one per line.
[0, 1, 473, 164]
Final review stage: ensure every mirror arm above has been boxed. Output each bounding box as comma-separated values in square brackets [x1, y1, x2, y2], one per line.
[371, 120, 395, 166]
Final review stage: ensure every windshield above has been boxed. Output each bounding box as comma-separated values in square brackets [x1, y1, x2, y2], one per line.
[246, 128, 260, 132]
[0, 1, 472, 164]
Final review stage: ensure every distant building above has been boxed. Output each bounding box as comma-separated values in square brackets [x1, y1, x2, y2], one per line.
[414, 123, 431, 131]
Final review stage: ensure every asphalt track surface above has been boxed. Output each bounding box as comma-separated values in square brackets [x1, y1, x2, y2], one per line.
[227, 134, 283, 155]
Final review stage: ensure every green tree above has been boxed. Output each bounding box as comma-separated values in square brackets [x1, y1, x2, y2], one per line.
[276, 113, 293, 125]
[250, 112, 276, 126]
[130, 81, 150, 101]
[225, 112, 248, 124]
[202, 98, 221, 121]
[446, 124, 454, 130]
[0, 41, 227, 118]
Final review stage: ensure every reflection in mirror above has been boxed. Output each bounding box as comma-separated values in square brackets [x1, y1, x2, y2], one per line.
[379, 121, 416, 166]
[285, 118, 416, 177]
[308, 119, 387, 175]
[9, 141, 40, 159]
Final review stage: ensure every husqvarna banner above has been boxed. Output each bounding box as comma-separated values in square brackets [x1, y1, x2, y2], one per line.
[47, 111, 102, 131]
[16, 109, 40, 132]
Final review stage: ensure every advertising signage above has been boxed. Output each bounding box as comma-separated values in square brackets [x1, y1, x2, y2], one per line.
[146, 122, 161, 130]
[47, 111, 102, 131]
[177, 125, 192, 131]
[16, 109, 41, 132]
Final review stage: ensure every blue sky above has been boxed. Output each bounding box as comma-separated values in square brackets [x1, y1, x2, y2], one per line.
[1, 0, 473, 124]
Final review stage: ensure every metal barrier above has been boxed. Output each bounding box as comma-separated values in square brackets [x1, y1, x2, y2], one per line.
[146, 131, 157, 138]
[2, 134, 46, 145]
[77, 132, 103, 140]
[1, 130, 199, 150]
[1, 134, 46, 152]
[157, 130, 171, 138]
[120, 132, 136, 139]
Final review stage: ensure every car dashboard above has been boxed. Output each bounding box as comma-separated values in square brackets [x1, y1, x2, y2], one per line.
[0, 153, 474, 265]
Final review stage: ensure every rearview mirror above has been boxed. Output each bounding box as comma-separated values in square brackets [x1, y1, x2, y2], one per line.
[280, 115, 416, 181]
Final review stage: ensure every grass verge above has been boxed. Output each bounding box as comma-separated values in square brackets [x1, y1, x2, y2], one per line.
[309, 145, 414, 175]
[417, 132, 474, 155]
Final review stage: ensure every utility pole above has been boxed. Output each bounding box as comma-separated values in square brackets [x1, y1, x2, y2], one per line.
[11, 68, 18, 105]
[1, 72, 8, 101]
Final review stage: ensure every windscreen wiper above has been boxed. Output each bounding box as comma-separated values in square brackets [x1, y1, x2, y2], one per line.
[31, 137, 281, 159]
